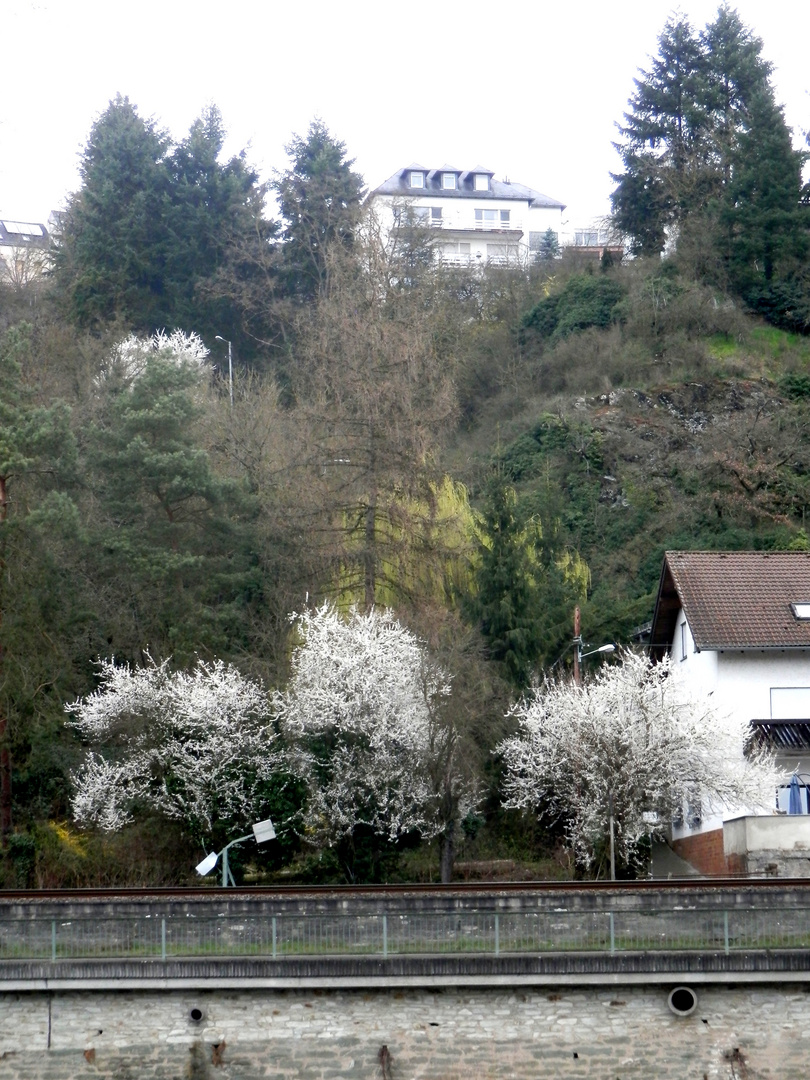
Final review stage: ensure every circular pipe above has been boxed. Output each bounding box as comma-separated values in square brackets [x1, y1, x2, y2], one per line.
[667, 986, 697, 1016]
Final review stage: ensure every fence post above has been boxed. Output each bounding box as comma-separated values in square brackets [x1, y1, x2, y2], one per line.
[272, 916, 277, 959]
[161, 917, 166, 961]
[383, 914, 388, 958]
[494, 914, 500, 957]
[609, 912, 615, 955]
[723, 911, 729, 956]
[51, 920, 56, 962]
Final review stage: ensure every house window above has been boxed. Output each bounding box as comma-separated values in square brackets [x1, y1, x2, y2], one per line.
[791, 603, 810, 619]
[680, 622, 687, 661]
[442, 173, 457, 190]
[770, 687, 810, 719]
[442, 242, 471, 255]
[409, 171, 425, 188]
[486, 243, 519, 264]
[474, 174, 490, 191]
[393, 206, 442, 227]
[475, 209, 510, 228]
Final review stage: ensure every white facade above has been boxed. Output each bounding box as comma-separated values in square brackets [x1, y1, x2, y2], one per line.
[669, 604, 810, 839]
[0, 218, 51, 287]
[367, 166, 566, 268]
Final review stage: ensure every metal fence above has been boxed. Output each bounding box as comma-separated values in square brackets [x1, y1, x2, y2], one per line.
[1, 907, 808, 962]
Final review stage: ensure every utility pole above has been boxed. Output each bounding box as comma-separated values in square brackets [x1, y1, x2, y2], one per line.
[573, 605, 582, 685]
[215, 336, 233, 407]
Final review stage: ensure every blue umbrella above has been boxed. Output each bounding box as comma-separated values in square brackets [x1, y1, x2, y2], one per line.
[788, 774, 803, 815]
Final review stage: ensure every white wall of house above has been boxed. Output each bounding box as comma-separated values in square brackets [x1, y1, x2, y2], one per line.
[370, 194, 564, 266]
[670, 605, 810, 838]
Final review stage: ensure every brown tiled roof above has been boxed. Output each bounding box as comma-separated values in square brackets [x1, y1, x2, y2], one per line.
[650, 551, 810, 651]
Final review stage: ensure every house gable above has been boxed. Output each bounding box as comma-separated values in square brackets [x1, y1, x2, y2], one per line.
[650, 550, 810, 654]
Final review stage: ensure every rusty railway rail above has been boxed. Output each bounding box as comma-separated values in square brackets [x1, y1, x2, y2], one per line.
[2, 876, 810, 902]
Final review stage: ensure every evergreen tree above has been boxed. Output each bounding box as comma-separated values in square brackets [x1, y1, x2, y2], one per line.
[611, 6, 809, 330]
[0, 324, 78, 836]
[611, 14, 708, 255]
[54, 96, 170, 330]
[700, 6, 773, 184]
[467, 481, 546, 689]
[164, 105, 276, 349]
[720, 90, 808, 294]
[85, 334, 260, 663]
[535, 227, 561, 262]
[273, 120, 365, 301]
[54, 99, 275, 358]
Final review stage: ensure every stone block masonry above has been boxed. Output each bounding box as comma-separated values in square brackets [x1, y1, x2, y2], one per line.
[2, 984, 810, 1079]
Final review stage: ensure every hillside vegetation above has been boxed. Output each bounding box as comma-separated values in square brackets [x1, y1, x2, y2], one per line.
[1, 5, 809, 886]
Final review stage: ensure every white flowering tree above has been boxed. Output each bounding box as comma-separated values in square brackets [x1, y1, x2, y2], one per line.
[274, 604, 474, 876]
[498, 652, 782, 874]
[95, 329, 210, 386]
[68, 655, 282, 844]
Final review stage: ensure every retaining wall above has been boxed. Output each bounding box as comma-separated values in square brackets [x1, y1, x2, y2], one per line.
[1, 984, 810, 1079]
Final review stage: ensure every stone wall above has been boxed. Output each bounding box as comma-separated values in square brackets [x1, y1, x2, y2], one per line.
[1, 984, 810, 1079]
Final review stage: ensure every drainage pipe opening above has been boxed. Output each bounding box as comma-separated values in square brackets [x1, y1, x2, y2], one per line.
[668, 986, 697, 1016]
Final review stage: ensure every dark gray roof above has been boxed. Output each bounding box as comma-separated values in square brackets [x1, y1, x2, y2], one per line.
[370, 166, 565, 209]
[0, 219, 49, 247]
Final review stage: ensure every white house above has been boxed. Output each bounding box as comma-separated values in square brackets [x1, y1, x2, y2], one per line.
[367, 164, 566, 267]
[0, 218, 51, 288]
[649, 550, 810, 875]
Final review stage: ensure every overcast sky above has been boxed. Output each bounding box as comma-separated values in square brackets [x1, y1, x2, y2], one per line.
[3, 1, 808, 230]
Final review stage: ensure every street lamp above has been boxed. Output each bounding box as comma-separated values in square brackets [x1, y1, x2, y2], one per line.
[195, 817, 276, 887]
[214, 335, 233, 407]
[572, 605, 615, 684]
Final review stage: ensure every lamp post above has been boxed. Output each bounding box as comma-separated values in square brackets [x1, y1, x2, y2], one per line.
[195, 817, 276, 886]
[572, 605, 615, 684]
[214, 335, 233, 407]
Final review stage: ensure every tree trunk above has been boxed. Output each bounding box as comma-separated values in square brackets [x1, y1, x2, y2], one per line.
[363, 485, 377, 611]
[440, 821, 455, 884]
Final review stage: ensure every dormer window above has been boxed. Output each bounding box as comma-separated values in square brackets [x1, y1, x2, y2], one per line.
[474, 174, 490, 191]
[409, 171, 425, 188]
[791, 603, 810, 619]
[442, 173, 457, 190]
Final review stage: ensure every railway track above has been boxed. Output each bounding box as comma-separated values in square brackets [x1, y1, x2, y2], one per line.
[2, 876, 810, 902]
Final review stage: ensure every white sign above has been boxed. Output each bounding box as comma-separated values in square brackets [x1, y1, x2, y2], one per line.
[252, 818, 276, 844]
[195, 852, 218, 876]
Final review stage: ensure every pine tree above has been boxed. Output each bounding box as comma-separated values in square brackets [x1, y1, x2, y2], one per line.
[611, 14, 708, 255]
[164, 105, 275, 348]
[719, 89, 809, 322]
[468, 481, 546, 689]
[0, 325, 77, 837]
[535, 227, 561, 262]
[611, 6, 809, 329]
[54, 96, 170, 330]
[54, 99, 275, 358]
[273, 120, 365, 301]
[85, 334, 259, 663]
[700, 6, 773, 186]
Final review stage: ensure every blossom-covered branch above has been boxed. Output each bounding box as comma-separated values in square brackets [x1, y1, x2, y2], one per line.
[275, 604, 471, 846]
[498, 651, 782, 871]
[68, 654, 280, 840]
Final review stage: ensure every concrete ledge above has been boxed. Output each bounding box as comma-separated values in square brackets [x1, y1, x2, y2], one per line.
[2, 950, 808, 990]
